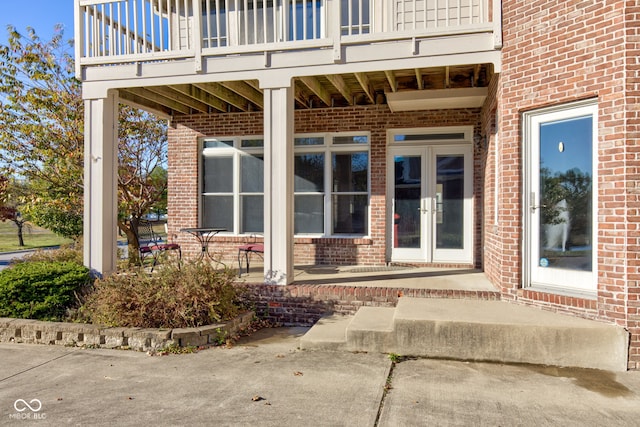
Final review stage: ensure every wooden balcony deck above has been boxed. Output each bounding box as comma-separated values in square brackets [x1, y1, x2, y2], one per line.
[75, 0, 501, 70]
[75, 1, 502, 120]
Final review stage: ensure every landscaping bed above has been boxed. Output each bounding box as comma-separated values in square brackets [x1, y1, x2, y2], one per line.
[0, 311, 254, 352]
[0, 247, 255, 352]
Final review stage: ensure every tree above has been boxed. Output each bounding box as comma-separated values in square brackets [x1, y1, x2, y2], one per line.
[0, 178, 30, 247]
[0, 176, 7, 206]
[540, 165, 592, 249]
[0, 26, 168, 263]
[117, 107, 168, 263]
[147, 166, 168, 219]
[0, 25, 84, 240]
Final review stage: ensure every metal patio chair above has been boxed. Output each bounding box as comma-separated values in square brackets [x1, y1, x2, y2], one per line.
[135, 219, 181, 271]
[237, 234, 264, 277]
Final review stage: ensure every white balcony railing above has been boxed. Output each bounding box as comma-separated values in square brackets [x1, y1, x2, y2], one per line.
[75, 0, 496, 70]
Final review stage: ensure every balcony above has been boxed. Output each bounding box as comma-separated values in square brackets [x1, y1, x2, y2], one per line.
[75, 0, 501, 116]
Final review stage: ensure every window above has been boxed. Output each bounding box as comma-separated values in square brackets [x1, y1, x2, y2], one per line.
[294, 133, 369, 235]
[201, 138, 264, 234]
[201, 133, 370, 236]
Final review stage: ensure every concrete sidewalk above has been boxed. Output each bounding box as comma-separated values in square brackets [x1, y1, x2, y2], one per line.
[1, 328, 640, 426]
[0, 251, 34, 271]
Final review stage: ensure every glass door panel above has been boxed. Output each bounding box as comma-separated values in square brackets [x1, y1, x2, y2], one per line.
[526, 102, 597, 293]
[435, 155, 464, 250]
[431, 146, 473, 263]
[394, 155, 422, 249]
[538, 117, 593, 272]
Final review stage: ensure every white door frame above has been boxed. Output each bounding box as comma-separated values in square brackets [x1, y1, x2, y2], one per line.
[387, 127, 474, 264]
[388, 146, 429, 262]
[522, 99, 598, 296]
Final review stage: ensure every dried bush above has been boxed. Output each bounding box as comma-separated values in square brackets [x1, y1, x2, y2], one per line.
[18, 244, 83, 265]
[81, 261, 246, 328]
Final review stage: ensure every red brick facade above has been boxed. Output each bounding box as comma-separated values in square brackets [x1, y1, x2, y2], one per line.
[168, 105, 482, 267]
[167, 1, 640, 369]
[484, 0, 639, 369]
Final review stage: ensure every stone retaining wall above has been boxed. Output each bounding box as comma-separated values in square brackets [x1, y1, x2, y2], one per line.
[0, 312, 254, 352]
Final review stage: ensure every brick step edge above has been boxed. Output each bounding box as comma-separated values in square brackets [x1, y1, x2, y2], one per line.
[0, 311, 254, 352]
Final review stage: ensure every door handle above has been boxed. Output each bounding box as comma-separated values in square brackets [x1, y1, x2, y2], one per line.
[530, 192, 546, 212]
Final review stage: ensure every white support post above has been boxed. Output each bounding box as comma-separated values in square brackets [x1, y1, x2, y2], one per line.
[192, 0, 203, 72]
[328, 0, 342, 62]
[83, 91, 119, 277]
[262, 84, 294, 285]
[493, 0, 503, 49]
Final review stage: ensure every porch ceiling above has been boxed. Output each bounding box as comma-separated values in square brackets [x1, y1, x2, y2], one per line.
[118, 64, 493, 117]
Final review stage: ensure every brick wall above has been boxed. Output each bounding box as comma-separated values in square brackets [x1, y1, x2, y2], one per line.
[624, 1, 640, 370]
[495, 0, 639, 368]
[168, 105, 482, 267]
[244, 283, 500, 326]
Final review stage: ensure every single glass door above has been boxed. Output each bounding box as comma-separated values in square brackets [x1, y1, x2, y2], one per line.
[526, 102, 597, 293]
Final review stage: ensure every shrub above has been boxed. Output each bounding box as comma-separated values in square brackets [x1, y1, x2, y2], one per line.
[81, 261, 246, 328]
[0, 261, 92, 321]
[18, 244, 83, 265]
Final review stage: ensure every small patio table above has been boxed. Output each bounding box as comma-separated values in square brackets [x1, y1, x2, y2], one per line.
[180, 227, 226, 265]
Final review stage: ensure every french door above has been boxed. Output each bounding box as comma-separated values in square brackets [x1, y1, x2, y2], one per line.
[389, 145, 473, 263]
[524, 101, 597, 294]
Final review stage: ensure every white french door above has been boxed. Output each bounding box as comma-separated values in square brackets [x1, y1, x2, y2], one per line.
[524, 101, 597, 294]
[389, 144, 473, 264]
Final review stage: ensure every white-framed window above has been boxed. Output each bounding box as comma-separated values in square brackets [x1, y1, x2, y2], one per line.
[201, 137, 265, 234]
[201, 132, 370, 236]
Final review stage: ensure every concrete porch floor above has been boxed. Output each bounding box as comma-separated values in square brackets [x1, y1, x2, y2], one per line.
[236, 262, 497, 292]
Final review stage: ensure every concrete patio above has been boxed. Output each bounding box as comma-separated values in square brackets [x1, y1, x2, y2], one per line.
[237, 263, 497, 292]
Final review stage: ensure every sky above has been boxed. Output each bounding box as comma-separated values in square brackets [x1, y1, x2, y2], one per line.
[0, 0, 75, 46]
[540, 116, 593, 177]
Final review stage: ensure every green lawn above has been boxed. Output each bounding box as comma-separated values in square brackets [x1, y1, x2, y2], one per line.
[0, 221, 73, 252]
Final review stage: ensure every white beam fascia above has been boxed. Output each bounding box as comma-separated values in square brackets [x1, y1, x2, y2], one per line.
[386, 87, 488, 112]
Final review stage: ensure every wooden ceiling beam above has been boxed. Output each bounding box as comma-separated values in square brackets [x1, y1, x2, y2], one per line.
[293, 81, 311, 108]
[245, 80, 261, 92]
[145, 85, 210, 113]
[326, 74, 354, 105]
[168, 84, 227, 112]
[354, 72, 375, 104]
[414, 68, 424, 90]
[119, 90, 173, 118]
[385, 70, 397, 92]
[445, 66, 451, 88]
[123, 87, 191, 115]
[219, 81, 264, 109]
[298, 76, 332, 107]
[194, 82, 249, 112]
[473, 64, 481, 87]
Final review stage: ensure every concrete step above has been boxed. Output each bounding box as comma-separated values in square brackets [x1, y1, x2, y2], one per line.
[298, 314, 352, 351]
[346, 307, 395, 353]
[299, 297, 630, 371]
